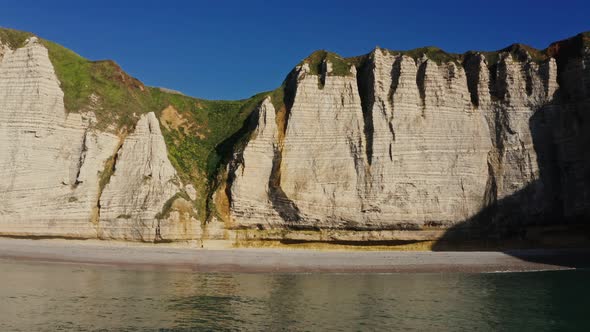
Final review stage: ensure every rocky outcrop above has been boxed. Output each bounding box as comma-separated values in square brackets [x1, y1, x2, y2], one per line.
[278, 63, 367, 227]
[229, 97, 283, 227]
[98, 112, 200, 241]
[0, 37, 118, 238]
[471, 54, 559, 228]
[0, 37, 200, 242]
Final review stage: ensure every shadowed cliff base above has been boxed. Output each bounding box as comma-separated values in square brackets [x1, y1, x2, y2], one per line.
[431, 86, 590, 268]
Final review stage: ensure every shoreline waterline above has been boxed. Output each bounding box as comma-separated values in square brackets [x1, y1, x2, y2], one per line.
[0, 237, 588, 273]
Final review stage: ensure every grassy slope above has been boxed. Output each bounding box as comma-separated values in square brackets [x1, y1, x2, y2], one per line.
[44, 39, 151, 131]
[152, 89, 267, 218]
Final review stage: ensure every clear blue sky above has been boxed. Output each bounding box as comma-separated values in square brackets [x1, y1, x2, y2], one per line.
[1, 0, 588, 100]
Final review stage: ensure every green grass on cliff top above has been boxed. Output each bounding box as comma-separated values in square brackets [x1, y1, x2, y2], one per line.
[301, 50, 354, 76]
[1, 28, 144, 130]
[0, 28, 31, 49]
[43, 39, 152, 130]
[386, 46, 463, 65]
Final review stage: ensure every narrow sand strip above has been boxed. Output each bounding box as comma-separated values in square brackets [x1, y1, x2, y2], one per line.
[0, 238, 588, 273]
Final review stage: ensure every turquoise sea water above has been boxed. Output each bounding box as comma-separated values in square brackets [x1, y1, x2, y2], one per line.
[0, 259, 588, 331]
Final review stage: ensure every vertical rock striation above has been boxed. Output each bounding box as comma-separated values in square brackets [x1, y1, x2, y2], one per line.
[278, 63, 367, 227]
[361, 51, 491, 228]
[229, 97, 283, 227]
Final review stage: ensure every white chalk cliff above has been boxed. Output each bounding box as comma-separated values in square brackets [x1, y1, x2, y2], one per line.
[0, 37, 200, 241]
[1, 30, 589, 245]
[227, 40, 590, 241]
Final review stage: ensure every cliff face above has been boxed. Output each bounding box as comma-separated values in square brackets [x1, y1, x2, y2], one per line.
[0, 28, 588, 246]
[226, 34, 590, 243]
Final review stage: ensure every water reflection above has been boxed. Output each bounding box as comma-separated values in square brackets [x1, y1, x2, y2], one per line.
[0, 259, 588, 331]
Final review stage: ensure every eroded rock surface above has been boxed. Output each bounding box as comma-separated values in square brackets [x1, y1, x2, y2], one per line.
[0, 37, 119, 238]
[229, 97, 283, 227]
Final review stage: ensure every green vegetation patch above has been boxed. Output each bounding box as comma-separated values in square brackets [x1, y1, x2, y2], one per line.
[0, 28, 150, 132]
[151, 88, 268, 219]
[0, 27, 32, 49]
[152, 89, 267, 183]
[98, 151, 118, 195]
[479, 43, 547, 65]
[301, 50, 353, 76]
[268, 87, 285, 116]
[43, 39, 150, 131]
[388, 46, 463, 65]
[155, 191, 190, 220]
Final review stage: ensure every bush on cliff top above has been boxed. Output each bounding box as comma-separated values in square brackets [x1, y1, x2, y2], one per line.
[302, 50, 353, 76]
